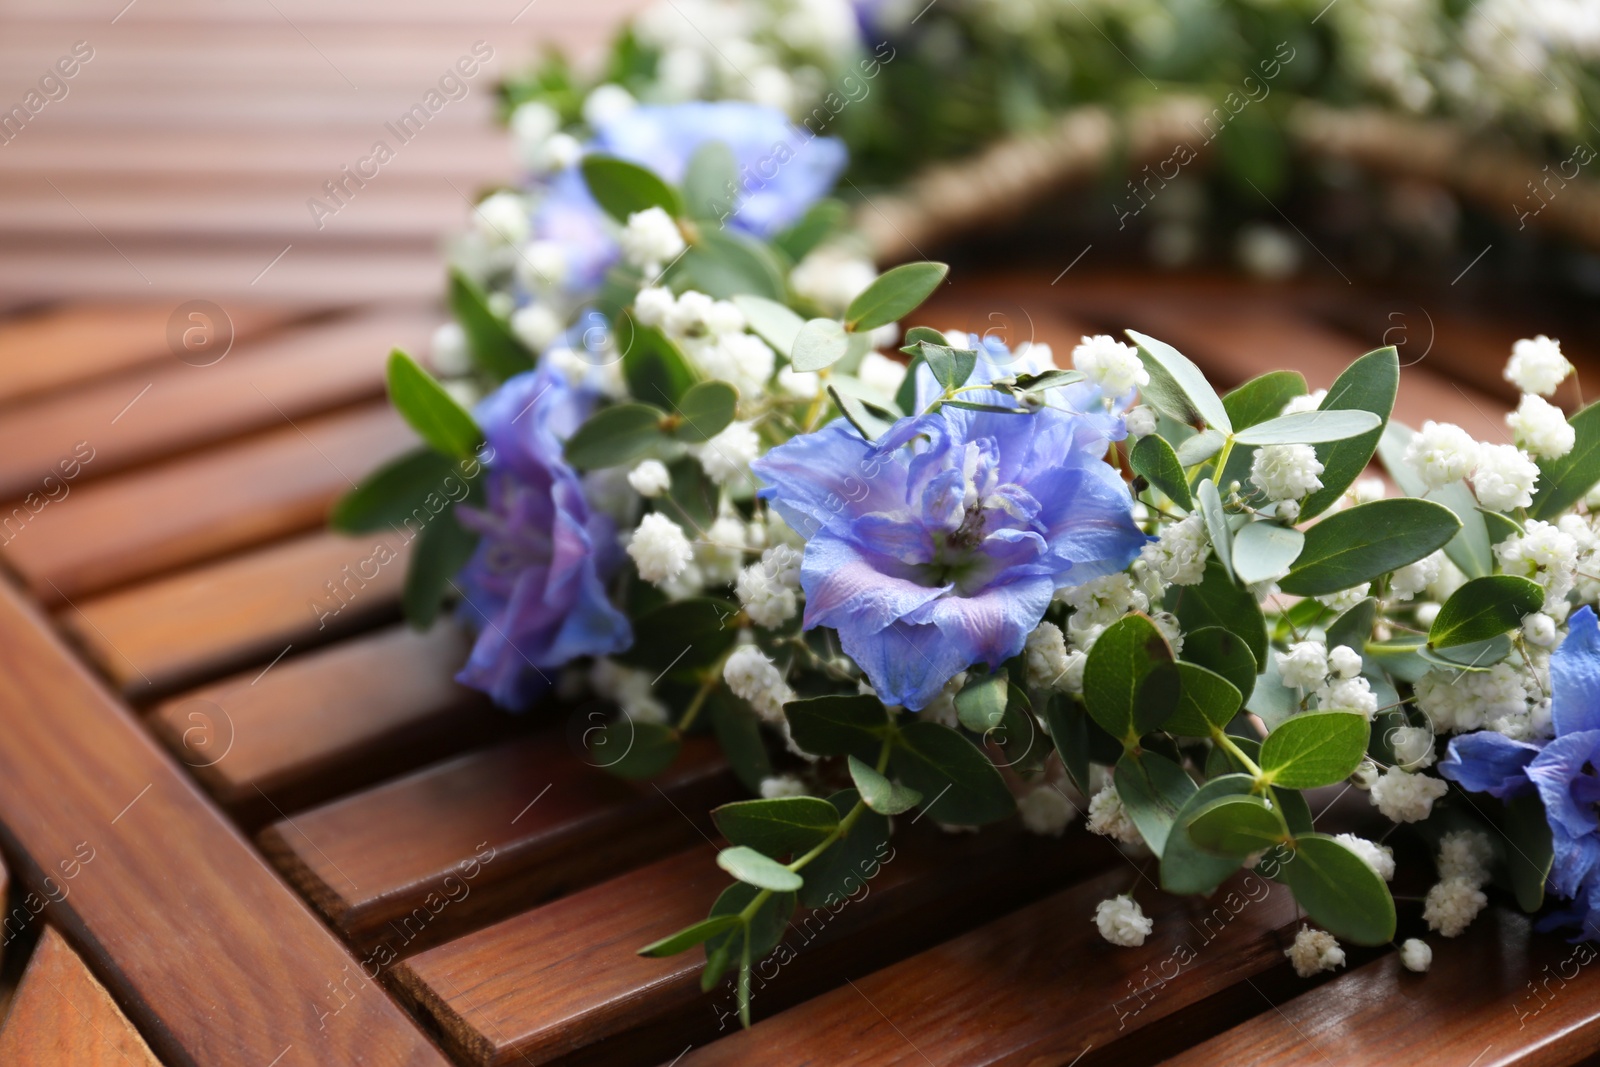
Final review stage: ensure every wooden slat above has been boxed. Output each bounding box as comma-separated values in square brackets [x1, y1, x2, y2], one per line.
[0, 302, 299, 406]
[0, 578, 448, 1065]
[394, 824, 1112, 1067]
[0, 927, 161, 1066]
[258, 733, 739, 956]
[0, 308, 433, 500]
[59, 529, 410, 697]
[3, 401, 414, 603]
[1163, 907, 1600, 1067]
[149, 621, 506, 820]
[676, 867, 1303, 1066]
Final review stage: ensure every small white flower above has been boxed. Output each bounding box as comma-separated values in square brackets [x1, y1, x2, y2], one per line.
[633, 286, 676, 328]
[1250, 443, 1324, 502]
[1072, 335, 1149, 397]
[627, 460, 672, 498]
[693, 421, 761, 485]
[627, 513, 694, 584]
[1125, 405, 1158, 438]
[723, 643, 792, 724]
[857, 351, 908, 399]
[1328, 645, 1363, 679]
[759, 774, 808, 799]
[1470, 443, 1539, 512]
[538, 132, 582, 172]
[582, 83, 636, 126]
[510, 304, 564, 353]
[1400, 938, 1433, 973]
[1086, 785, 1144, 845]
[509, 100, 560, 148]
[619, 207, 686, 275]
[1437, 829, 1494, 886]
[589, 659, 669, 725]
[1024, 622, 1072, 691]
[1523, 612, 1558, 647]
[1139, 513, 1210, 587]
[776, 365, 821, 399]
[1018, 785, 1077, 837]
[1351, 476, 1387, 504]
[1060, 650, 1087, 696]
[1323, 675, 1378, 719]
[1094, 895, 1153, 947]
[1352, 758, 1380, 789]
[1369, 767, 1449, 823]
[1277, 640, 1330, 691]
[1405, 421, 1480, 490]
[697, 514, 748, 585]
[790, 246, 877, 315]
[1423, 877, 1488, 937]
[429, 321, 471, 377]
[1334, 833, 1396, 881]
[1281, 389, 1328, 416]
[1390, 725, 1437, 769]
[515, 239, 568, 292]
[1391, 550, 1444, 601]
[736, 545, 802, 629]
[474, 190, 530, 246]
[1505, 335, 1572, 396]
[1508, 393, 1576, 460]
[1286, 925, 1345, 978]
[1497, 520, 1579, 605]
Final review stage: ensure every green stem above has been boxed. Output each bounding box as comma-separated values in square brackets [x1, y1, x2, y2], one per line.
[1211, 725, 1268, 783]
[1210, 436, 1235, 485]
[676, 647, 737, 734]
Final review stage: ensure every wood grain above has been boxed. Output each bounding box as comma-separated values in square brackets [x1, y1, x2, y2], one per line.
[0, 927, 161, 1066]
[0, 577, 449, 1065]
[149, 621, 506, 821]
[258, 732, 739, 957]
[2, 401, 415, 603]
[59, 529, 411, 697]
[395, 825, 1116, 1067]
[0, 308, 434, 500]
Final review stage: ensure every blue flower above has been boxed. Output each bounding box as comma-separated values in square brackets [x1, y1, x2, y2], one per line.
[1440, 605, 1600, 936]
[534, 101, 847, 290]
[452, 363, 632, 708]
[752, 360, 1145, 710]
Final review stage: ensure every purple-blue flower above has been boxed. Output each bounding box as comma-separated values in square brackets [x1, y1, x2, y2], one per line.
[534, 101, 847, 290]
[1440, 605, 1600, 936]
[752, 353, 1145, 710]
[452, 363, 631, 709]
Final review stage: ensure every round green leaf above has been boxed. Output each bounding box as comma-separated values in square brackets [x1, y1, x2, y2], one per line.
[791, 318, 851, 372]
[783, 694, 893, 757]
[670, 380, 739, 443]
[1231, 521, 1304, 586]
[704, 881, 795, 979]
[563, 403, 667, 469]
[330, 447, 461, 533]
[845, 261, 948, 332]
[682, 230, 786, 301]
[1173, 558, 1268, 669]
[386, 349, 482, 460]
[1505, 792, 1554, 911]
[712, 796, 840, 858]
[1231, 409, 1381, 446]
[584, 719, 681, 780]
[1187, 794, 1289, 856]
[889, 721, 1014, 826]
[447, 268, 534, 382]
[846, 755, 923, 816]
[1222, 370, 1307, 431]
[1530, 400, 1600, 519]
[1113, 749, 1198, 858]
[1297, 346, 1397, 521]
[1130, 434, 1192, 509]
[1429, 575, 1545, 649]
[1164, 661, 1244, 737]
[682, 139, 737, 222]
[1280, 833, 1397, 945]
[1126, 330, 1231, 434]
[615, 597, 739, 675]
[1260, 710, 1370, 789]
[955, 670, 1009, 732]
[800, 789, 890, 909]
[1180, 626, 1257, 705]
[1196, 478, 1234, 582]
[1161, 774, 1256, 894]
[1083, 613, 1178, 743]
[732, 294, 805, 358]
[717, 845, 803, 892]
[580, 154, 682, 222]
[1279, 498, 1460, 597]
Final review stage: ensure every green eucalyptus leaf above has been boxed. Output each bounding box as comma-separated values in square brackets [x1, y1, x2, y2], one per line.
[718, 845, 803, 891]
[683, 229, 787, 301]
[1260, 710, 1369, 789]
[639, 914, 743, 957]
[669, 380, 739, 443]
[732, 294, 805, 358]
[1082, 613, 1179, 743]
[1297, 346, 1397, 521]
[447, 269, 534, 382]
[580, 154, 683, 221]
[330, 448, 462, 534]
[890, 721, 1014, 826]
[1505, 791, 1554, 912]
[783, 694, 893, 757]
[919, 343, 979, 392]
[1113, 749, 1198, 858]
[828, 384, 893, 442]
[847, 754, 923, 815]
[1231, 521, 1304, 585]
[402, 500, 479, 628]
[708, 690, 772, 793]
[1130, 434, 1193, 509]
[563, 403, 668, 469]
[682, 139, 737, 222]
[1245, 652, 1298, 731]
[792, 318, 850, 372]
[1162, 773, 1256, 893]
[1326, 598, 1377, 654]
[1223, 370, 1307, 430]
[1280, 833, 1397, 945]
[845, 261, 948, 332]
[584, 718, 682, 780]
[1171, 557, 1268, 669]
[1175, 429, 1226, 466]
[615, 597, 739, 675]
[1232, 409, 1380, 446]
[712, 796, 840, 858]
[1188, 794, 1289, 856]
[1043, 695, 1091, 795]
[1126, 329, 1231, 434]
[1279, 499, 1460, 597]
[1181, 626, 1256, 705]
[622, 320, 698, 407]
[773, 198, 847, 262]
[799, 789, 891, 909]
[1164, 661, 1244, 737]
[386, 350, 482, 460]
[1530, 400, 1600, 519]
[955, 670, 1009, 732]
[1429, 575, 1545, 649]
[705, 881, 795, 980]
[1376, 422, 1493, 578]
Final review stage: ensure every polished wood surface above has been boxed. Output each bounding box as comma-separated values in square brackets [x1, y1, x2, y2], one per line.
[0, 928, 162, 1067]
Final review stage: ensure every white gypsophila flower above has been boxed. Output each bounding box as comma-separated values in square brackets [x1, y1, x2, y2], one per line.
[659, 559, 705, 600]
[627, 512, 694, 584]
[1508, 393, 1576, 459]
[1424, 877, 1488, 937]
[1351, 475, 1387, 504]
[1414, 662, 1530, 734]
[1250, 443, 1325, 502]
[1323, 675, 1379, 719]
[1060, 649, 1088, 696]
[1072, 335, 1149, 397]
[582, 83, 636, 126]
[857, 351, 908, 400]
[790, 246, 877, 315]
[776, 365, 820, 399]
[1524, 612, 1558, 648]
[1505, 335, 1572, 396]
[1139, 513, 1210, 587]
[510, 304, 564, 354]
[1352, 758, 1381, 789]
[1391, 549, 1445, 601]
[696, 514, 748, 586]
[1428, 554, 1469, 603]
[515, 239, 568, 292]
[1471, 443, 1540, 512]
[736, 545, 802, 629]
[1278, 640, 1330, 691]
[538, 132, 582, 173]
[1390, 725, 1437, 769]
[1024, 621, 1072, 691]
[633, 285, 676, 328]
[1405, 420, 1481, 489]
[1328, 644, 1363, 679]
[1058, 572, 1148, 629]
[1334, 834, 1396, 881]
[1286, 925, 1346, 978]
[921, 670, 966, 729]
[1151, 611, 1185, 655]
[690, 332, 775, 399]
[1281, 389, 1329, 417]
[627, 459, 671, 498]
[1318, 584, 1373, 616]
[759, 774, 808, 799]
[1125, 406, 1158, 439]
[619, 207, 686, 275]
[1496, 519, 1579, 605]
[1438, 830, 1494, 886]
[1369, 767, 1449, 823]
[429, 322, 471, 377]
[510, 100, 560, 150]
[1400, 938, 1433, 973]
[723, 642, 792, 724]
[1087, 785, 1144, 845]
[1094, 895, 1153, 947]
[474, 190, 530, 246]
[1019, 784, 1077, 837]
[588, 659, 669, 725]
[693, 421, 761, 485]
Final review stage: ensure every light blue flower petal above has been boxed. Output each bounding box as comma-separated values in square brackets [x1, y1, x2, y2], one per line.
[1438, 731, 1541, 798]
[1552, 605, 1600, 737]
